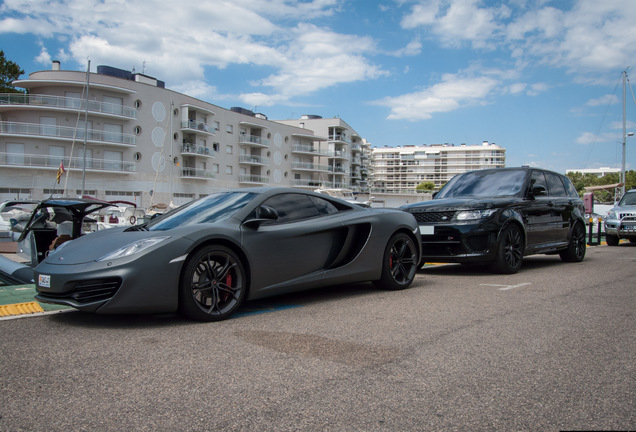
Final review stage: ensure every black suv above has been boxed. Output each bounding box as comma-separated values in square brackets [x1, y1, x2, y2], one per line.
[402, 167, 587, 273]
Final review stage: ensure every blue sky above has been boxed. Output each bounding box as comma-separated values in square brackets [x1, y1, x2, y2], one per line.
[1, 0, 635, 174]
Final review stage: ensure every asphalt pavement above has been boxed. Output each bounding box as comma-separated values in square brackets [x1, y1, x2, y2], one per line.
[1, 244, 634, 431]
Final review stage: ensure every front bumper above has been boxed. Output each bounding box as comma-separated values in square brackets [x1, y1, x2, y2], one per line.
[419, 223, 499, 263]
[604, 216, 636, 238]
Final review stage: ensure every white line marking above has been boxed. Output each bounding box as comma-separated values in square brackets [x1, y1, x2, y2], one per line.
[480, 283, 532, 291]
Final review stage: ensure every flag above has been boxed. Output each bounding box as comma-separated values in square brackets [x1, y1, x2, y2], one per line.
[56, 161, 65, 184]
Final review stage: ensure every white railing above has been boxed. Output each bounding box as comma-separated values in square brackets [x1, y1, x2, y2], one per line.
[239, 155, 269, 164]
[239, 133, 269, 147]
[0, 152, 136, 173]
[238, 174, 268, 184]
[292, 162, 329, 171]
[181, 120, 215, 134]
[180, 167, 214, 179]
[0, 121, 136, 146]
[0, 93, 136, 118]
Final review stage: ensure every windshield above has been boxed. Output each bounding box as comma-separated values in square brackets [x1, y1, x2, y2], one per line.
[619, 192, 636, 206]
[436, 170, 527, 199]
[147, 192, 256, 231]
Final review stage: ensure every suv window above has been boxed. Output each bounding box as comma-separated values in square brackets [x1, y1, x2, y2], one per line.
[545, 172, 567, 197]
[530, 170, 548, 194]
[562, 176, 579, 198]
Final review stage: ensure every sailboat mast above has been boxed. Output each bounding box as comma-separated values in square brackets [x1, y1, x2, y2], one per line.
[81, 60, 90, 196]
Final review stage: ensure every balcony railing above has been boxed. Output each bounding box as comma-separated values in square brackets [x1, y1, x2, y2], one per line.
[0, 121, 136, 146]
[329, 134, 351, 144]
[292, 162, 330, 171]
[291, 145, 329, 156]
[181, 120, 215, 134]
[327, 150, 349, 159]
[239, 155, 269, 165]
[239, 174, 269, 184]
[0, 93, 136, 119]
[0, 152, 136, 173]
[291, 179, 331, 188]
[180, 167, 215, 179]
[239, 133, 269, 147]
[181, 144, 214, 157]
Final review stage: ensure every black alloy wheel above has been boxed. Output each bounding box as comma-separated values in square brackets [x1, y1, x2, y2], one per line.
[559, 222, 587, 262]
[491, 224, 524, 274]
[179, 245, 247, 321]
[374, 232, 419, 290]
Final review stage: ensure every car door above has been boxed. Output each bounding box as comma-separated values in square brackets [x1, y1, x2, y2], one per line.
[522, 170, 554, 248]
[544, 172, 570, 245]
[240, 193, 344, 293]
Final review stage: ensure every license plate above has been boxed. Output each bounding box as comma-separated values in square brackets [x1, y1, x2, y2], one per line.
[419, 225, 435, 235]
[38, 274, 51, 288]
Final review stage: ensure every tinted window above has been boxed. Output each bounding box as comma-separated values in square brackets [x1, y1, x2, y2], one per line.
[309, 196, 339, 215]
[530, 170, 547, 194]
[148, 192, 255, 231]
[545, 172, 567, 197]
[436, 170, 527, 198]
[562, 176, 579, 198]
[262, 194, 321, 223]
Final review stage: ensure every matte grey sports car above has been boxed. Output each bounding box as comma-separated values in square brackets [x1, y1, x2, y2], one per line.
[34, 187, 421, 321]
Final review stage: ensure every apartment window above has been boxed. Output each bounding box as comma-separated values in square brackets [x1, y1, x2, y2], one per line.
[48, 145, 64, 168]
[212, 164, 219, 173]
[226, 145, 233, 155]
[104, 150, 123, 171]
[78, 148, 93, 169]
[226, 165, 233, 175]
[214, 121, 220, 132]
[226, 124, 233, 134]
[213, 142, 220, 152]
[6, 143, 24, 165]
[104, 123, 123, 143]
[64, 91, 81, 109]
[40, 116, 56, 136]
[103, 96, 123, 116]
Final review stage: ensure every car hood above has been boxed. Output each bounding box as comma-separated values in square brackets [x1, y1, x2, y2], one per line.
[402, 196, 522, 212]
[609, 204, 636, 214]
[41, 228, 147, 264]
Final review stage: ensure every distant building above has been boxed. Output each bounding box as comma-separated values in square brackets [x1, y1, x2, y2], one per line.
[565, 167, 620, 177]
[0, 63, 369, 206]
[371, 142, 506, 193]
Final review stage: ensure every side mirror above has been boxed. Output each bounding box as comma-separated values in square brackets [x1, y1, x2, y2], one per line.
[530, 185, 547, 196]
[243, 205, 279, 228]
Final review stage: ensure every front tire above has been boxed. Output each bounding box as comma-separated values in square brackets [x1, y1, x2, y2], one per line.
[374, 232, 418, 290]
[559, 223, 586, 262]
[490, 224, 524, 274]
[606, 234, 619, 246]
[179, 245, 247, 321]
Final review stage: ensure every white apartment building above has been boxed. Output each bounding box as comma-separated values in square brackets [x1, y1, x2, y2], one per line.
[275, 115, 370, 193]
[0, 62, 369, 207]
[566, 167, 620, 177]
[371, 142, 506, 193]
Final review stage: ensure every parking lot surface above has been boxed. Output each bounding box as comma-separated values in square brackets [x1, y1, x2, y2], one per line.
[1, 245, 634, 431]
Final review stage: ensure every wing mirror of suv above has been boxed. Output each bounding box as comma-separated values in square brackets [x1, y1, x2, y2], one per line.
[530, 185, 547, 196]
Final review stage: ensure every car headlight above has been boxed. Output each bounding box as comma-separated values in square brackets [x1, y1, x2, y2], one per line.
[97, 236, 171, 261]
[606, 210, 616, 220]
[455, 209, 497, 221]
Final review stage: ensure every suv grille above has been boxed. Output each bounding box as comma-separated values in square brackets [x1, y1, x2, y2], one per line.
[408, 211, 456, 224]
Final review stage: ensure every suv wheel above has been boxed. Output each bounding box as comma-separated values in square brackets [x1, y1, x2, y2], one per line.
[490, 224, 524, 274]
[606, 234, 619, 246]
[559, 222, 586, 262]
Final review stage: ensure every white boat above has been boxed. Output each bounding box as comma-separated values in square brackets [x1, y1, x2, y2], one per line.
[314, 188, 372, 207]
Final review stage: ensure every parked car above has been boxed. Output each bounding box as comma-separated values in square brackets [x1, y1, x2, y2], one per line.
[34, 187, 421, 321]
[402, 167, 587, 274]
[15, 198, 117, 267]
[604, 189, 636, 246]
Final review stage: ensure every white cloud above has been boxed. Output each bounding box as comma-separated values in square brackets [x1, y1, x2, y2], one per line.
[374, 72, 499, 120]
[586, 94, 619, 107]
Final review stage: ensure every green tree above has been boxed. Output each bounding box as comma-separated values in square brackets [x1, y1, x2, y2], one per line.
[0, 50, 25, 93]
[566, 170, 635, 202]
[416, 181, 436, 193]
